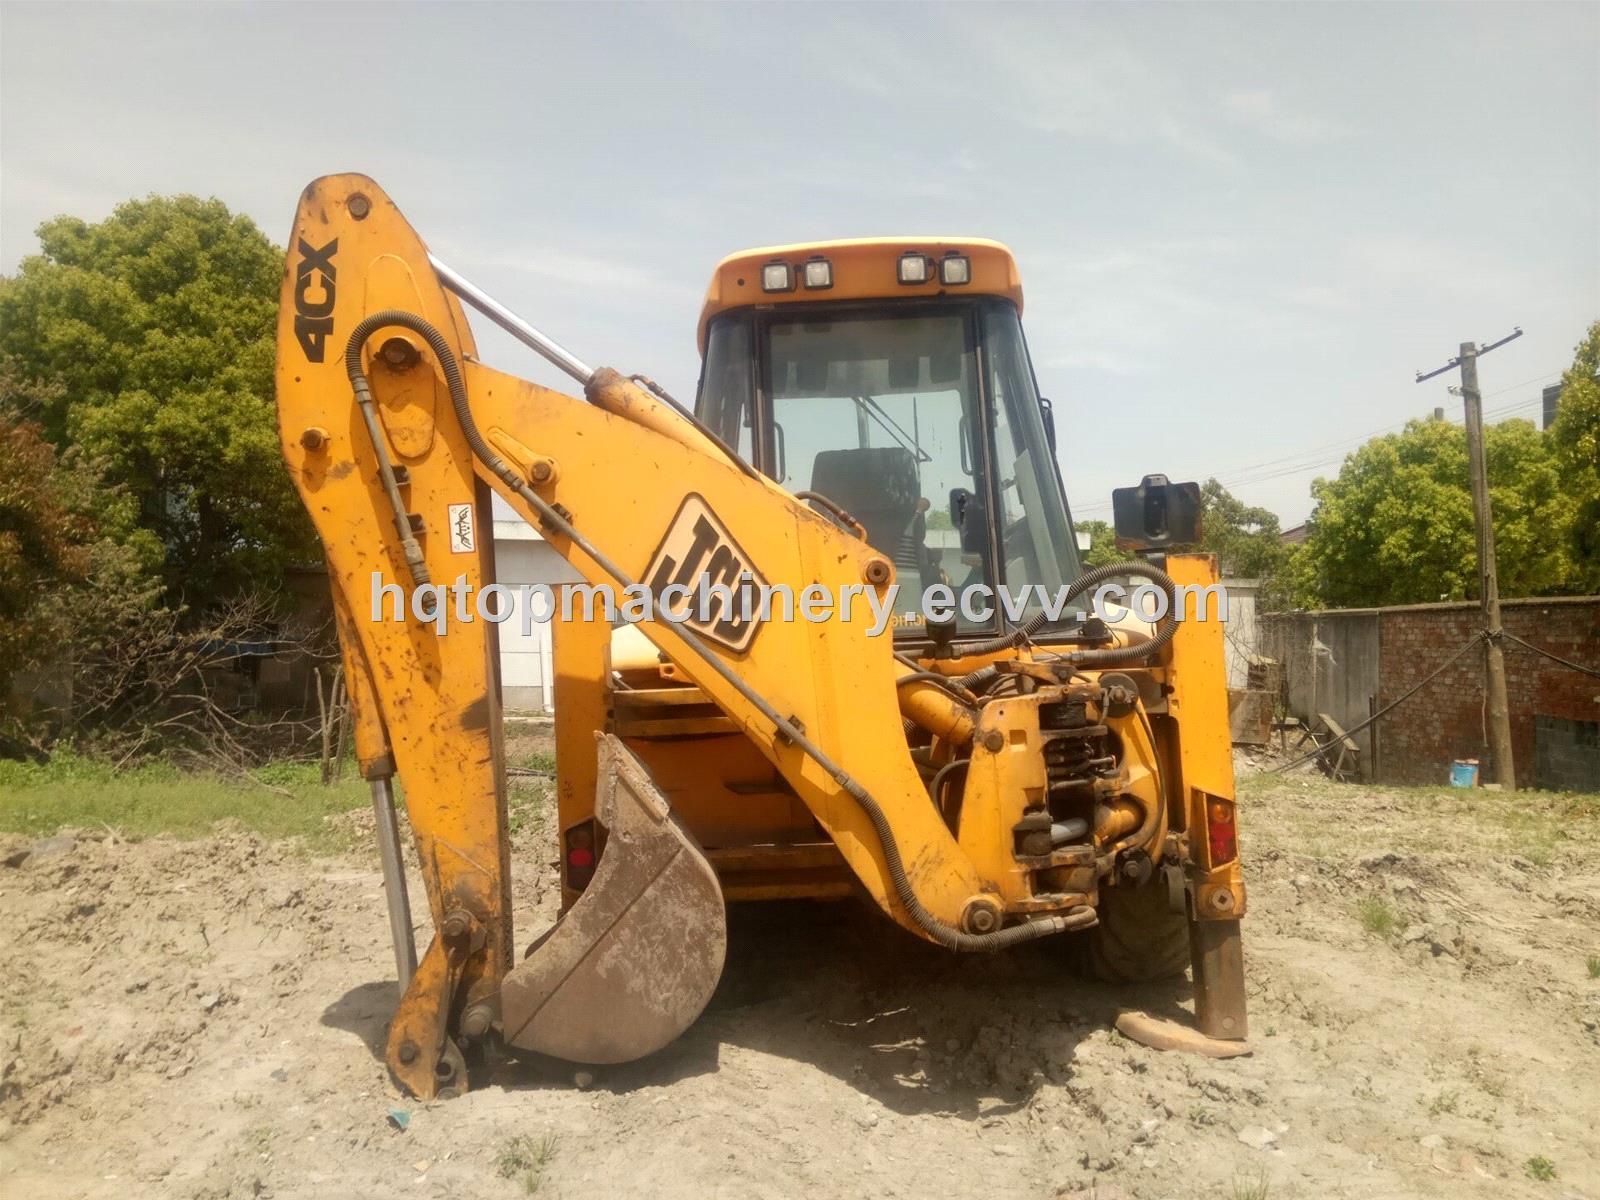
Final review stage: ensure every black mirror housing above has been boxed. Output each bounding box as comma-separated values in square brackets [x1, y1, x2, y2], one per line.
[948, 486, 987, 555]
[1111, 474, 1202, 550]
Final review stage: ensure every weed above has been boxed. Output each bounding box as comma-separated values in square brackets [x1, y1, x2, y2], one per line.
[497, 1133, 557, 1195]
[1356, 896, 1398, 938]
[1230, 1168, 1271, 1200]
[511, 748, 557, 774]
[1586, 954, 1600, 980]
[1427, 1089, 1459, 1116]
[1524, 1155, 1556, 1182]
[507, 780, 551, 837]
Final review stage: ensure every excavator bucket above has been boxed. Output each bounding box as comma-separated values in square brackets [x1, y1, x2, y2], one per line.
[498, 734, 727, 1063]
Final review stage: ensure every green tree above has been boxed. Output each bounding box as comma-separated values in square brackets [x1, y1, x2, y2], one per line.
[1197, 478, 1289, 580]
[1547, 320, 1600, 591]
[0, 412, 91, 698]
[0, 196, 313, 602]
[0, 370, 163, 717]
[1302, 415, 1573, 608]
[1075, 518, 1124, 568]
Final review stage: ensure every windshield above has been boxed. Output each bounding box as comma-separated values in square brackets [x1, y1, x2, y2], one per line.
[697, 301, 1080, 635]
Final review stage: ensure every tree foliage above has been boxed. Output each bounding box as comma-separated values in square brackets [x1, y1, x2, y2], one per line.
[0, 411, 91, 696]
[1196, 479, 1289, 580]
[1547, 320, 1600, 591]
[1, 363, 164, 733]
[1301, 414, 1576, 608]
[0, 196, 313, 602]
[1075, 518, 1123, 568]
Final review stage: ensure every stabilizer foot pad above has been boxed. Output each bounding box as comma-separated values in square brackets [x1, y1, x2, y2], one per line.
[1115, 1010, 1252, 1059]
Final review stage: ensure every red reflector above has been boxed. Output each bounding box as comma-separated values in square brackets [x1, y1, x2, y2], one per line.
[567, 847, 595, 869]
[1208, 826, 1237, 865]
[1205, 799, 1237, 865]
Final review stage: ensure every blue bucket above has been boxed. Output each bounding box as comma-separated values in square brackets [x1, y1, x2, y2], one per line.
[1450, 759, 1480, 788]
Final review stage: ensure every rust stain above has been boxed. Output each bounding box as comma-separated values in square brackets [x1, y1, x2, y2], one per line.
[458, 694, 492, 732]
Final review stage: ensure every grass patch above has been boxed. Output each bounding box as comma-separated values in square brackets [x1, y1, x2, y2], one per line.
[1586, 954, 1600, 980]
[507, 779, 551, 837]
[1524, 1155, 1556, 1182]
[1236, 773, 1600, 864]
[510, 747, 557, 774]
[1229, 1169, 1270, 1200]
[0, 751, 369, 848]
[1356, 896, 1399, 938]
[496, 1132, 557, 1194]
[1427, 1089, 1459, 1117]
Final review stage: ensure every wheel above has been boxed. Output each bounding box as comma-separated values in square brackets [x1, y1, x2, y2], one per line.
[1078, 877, 1190, 983]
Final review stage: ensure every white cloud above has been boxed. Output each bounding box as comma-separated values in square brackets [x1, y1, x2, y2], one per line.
[1221, 89, 1350, 144]
[452, 246, 703, 307]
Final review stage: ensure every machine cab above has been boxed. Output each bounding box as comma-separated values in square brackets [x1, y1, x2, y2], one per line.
[693, 238, 1081, 635]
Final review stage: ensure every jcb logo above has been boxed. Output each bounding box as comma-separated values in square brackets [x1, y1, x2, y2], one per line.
[644, 496, 767, 653]
[293, 238, 338, 362]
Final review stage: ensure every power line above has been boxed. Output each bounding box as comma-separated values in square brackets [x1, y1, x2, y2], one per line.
[1074, 369, 1561, 517]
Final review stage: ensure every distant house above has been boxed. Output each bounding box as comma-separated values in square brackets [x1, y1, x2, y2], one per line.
[492, 518, 582, 713]
[1279, 524, 1308, 545]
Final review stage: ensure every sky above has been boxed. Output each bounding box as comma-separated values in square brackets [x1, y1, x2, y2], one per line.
[2, 2, 1596, 526]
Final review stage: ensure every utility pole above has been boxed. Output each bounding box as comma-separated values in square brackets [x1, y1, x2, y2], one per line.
[1416, 327, 1522, 790]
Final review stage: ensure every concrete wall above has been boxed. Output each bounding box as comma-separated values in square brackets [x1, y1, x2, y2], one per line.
[1220, 578, 1260, 690]
[1265, 597, 1600, 790]
[1263, 610, 1381, 774]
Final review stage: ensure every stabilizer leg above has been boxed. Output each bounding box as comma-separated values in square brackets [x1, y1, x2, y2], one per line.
[1190, 916, 1248, 1041]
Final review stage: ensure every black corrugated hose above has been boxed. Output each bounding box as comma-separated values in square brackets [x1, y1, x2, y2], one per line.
[957, 560, 1181, 667]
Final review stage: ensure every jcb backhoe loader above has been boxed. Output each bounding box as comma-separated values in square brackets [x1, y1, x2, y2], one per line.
[276, 176, 1247, 1099]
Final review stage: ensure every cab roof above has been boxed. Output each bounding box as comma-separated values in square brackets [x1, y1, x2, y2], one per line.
[697, 237, 1023, 352]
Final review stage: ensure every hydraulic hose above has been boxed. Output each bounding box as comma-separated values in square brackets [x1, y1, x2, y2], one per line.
[957, 561, 1180, 669]
[344, 311, 1089, 953]
[958, 664, 1001, 693]
[345, 318, 433, 591]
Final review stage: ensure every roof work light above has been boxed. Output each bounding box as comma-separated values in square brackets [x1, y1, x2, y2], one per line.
[761, 261, 794, 293]
[802, 257, 833, 290]
[897, 252, 931, 285]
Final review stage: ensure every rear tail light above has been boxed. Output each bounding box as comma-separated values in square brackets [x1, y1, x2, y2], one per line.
[1205, 796, 1237, 866]
[564, 820, 598, 890]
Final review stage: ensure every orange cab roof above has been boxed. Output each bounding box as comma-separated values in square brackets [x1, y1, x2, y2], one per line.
[697, 237, 1023, 351]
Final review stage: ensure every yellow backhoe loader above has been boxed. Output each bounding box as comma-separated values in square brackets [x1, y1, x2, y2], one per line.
[275, 175, 1247, 1099]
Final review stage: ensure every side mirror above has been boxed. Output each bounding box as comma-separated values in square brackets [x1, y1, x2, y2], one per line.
[948, 486, 987, 554]
[1111, 474, 1202, 550]
[1039, 397, 1057, 453]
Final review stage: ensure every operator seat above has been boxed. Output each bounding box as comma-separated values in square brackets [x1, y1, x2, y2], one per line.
[808, 447, 923, 579]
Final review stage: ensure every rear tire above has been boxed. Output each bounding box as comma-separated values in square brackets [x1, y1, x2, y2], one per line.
[1079, 878, 1190, 983]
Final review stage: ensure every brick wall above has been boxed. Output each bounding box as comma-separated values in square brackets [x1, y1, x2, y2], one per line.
[1373, 598, 1600, 787]
[1266, 597, 1600, 790]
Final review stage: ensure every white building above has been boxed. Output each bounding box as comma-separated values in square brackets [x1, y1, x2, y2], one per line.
[492, 518, 581, 713]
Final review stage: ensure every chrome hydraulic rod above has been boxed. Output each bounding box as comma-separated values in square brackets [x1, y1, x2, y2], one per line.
[427, 253, 596, 386]
[369, 778, 418, 991]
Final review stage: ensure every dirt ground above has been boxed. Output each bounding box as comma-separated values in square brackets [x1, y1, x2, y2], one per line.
[2, 752, 1597, 1200]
